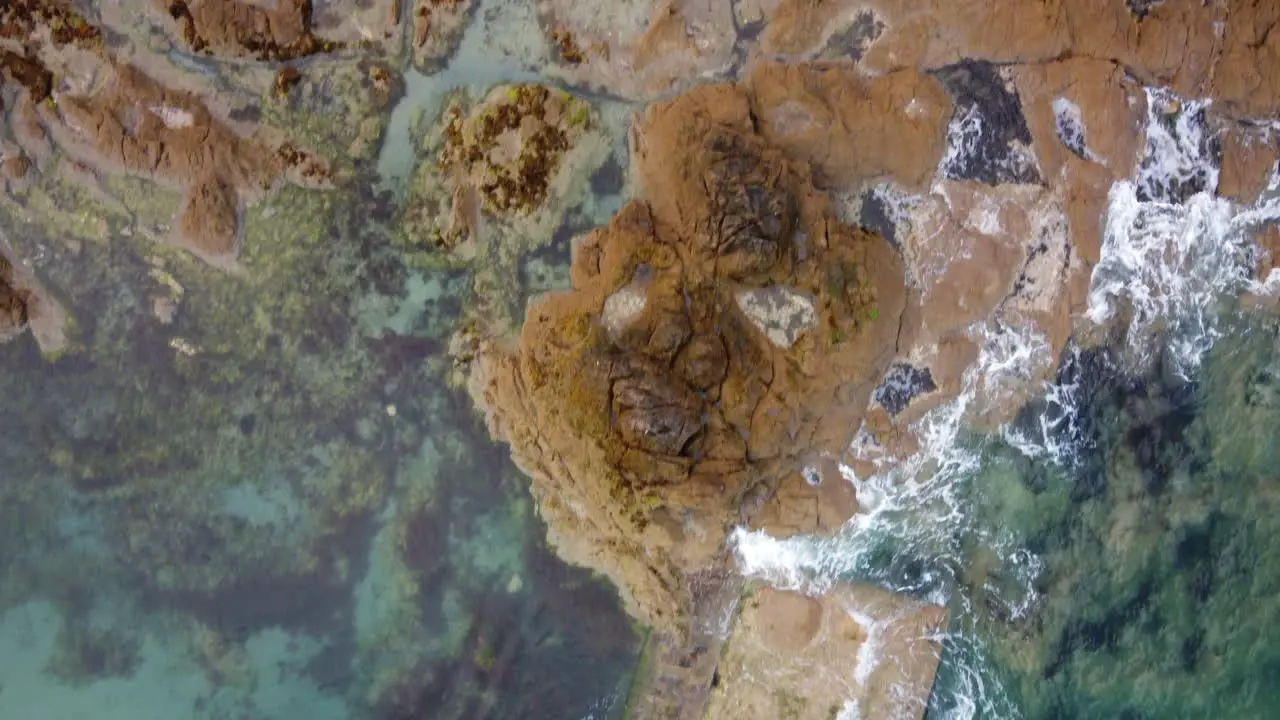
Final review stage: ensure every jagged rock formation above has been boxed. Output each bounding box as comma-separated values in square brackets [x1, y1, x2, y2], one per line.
[470, 78, 911, 631]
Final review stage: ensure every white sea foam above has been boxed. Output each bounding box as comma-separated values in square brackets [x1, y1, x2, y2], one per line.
[1086, 89, 1280, 380]
[1001, 344, 1095, 466]
[939, 105, 985, 180]
[733, 321, 1049, 717]
[1051, 97, 1099, 164]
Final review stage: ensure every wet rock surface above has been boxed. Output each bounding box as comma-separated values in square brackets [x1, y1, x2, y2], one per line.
[707, 583, 947, 720]
[0, 0, 341, 268]
[0, 0, 1277, 719]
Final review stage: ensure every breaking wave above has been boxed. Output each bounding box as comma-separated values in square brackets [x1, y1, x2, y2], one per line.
[1086, 89, 1280, 380]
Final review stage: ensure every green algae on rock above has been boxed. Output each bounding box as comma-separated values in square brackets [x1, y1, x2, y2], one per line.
[403, 83, 601, 254]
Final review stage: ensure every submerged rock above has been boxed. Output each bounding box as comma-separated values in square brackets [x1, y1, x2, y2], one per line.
[0, 251, 28, 343]
[403, 84, 604, 256]
[469, 76, 909, 631]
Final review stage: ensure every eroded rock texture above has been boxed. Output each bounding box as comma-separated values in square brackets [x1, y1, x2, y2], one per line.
[0, 0, 333, 266]
[471, 79, 909, 630]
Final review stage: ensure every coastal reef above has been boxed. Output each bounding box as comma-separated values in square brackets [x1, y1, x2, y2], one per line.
[0, 0, 336, 268]
[469, 77, 911, 631]
[0, 240, 65, 353]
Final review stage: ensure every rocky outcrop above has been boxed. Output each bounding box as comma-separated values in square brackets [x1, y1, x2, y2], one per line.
[764, 0, 1280, 120]
[0, 0, 333, 266]
[707, 584, 947, 720]
[402, 83, 606, 258]
[155, 0, 343, 61]
[470, 78, 911, 631]
[537, 0, 738, 99]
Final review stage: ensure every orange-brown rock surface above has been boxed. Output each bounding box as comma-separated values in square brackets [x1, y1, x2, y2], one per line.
[471, 77, 912, 630]
[157, 0, 343, 61]
[707, 583, 947, 720]
[758, 0, 1280, 118]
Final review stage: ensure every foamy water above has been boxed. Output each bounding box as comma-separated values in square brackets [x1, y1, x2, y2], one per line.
[1086, 89, 1280, 380]
[734, 84, 1280, 718]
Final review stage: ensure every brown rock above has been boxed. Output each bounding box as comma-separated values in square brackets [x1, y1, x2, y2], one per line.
[0, 50, 52, 101]
[751, 461, 859, 538]
[537, 0, 737, 99]
[159, 0, 343, 61]
[786, 0, 1280, 120]
[0, 242, 67, 354]
[1218, 122, 1280, 205]
[472, 78, 911, 630]
[707, 583, 947, 720]
[438, 85, 591, 216]
[759, 0, 881, 58]
[411, 0, 473, 70]
[176, 175, 240, 260]
[744, 62, 952, 192]
[1, 154, 31, 180]
[0, 0, 102, 48]
[0, 251, 29, 342]
[273, 66, 302, 99]
[31, 57, 329, 264]
[1014, 59, 1147, 267]
[1257, 224, 1280, 281]
[753, 588, 823, 652]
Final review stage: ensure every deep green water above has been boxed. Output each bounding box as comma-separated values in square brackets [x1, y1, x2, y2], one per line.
[971, 316, 1280, 720]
